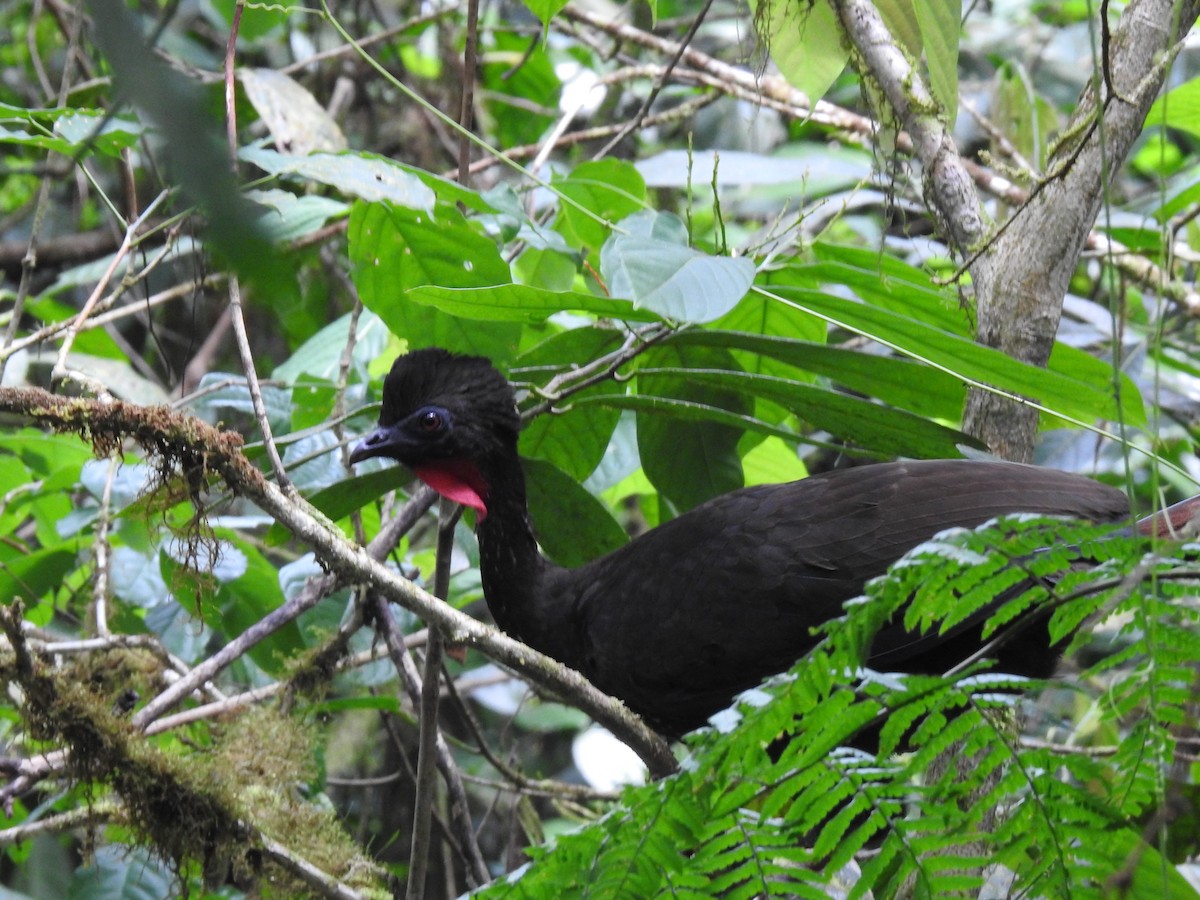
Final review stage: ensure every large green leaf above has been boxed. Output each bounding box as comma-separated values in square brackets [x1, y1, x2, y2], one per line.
[405, 284, 661, 324]
[524, 458, 628, 567]
[913, 0, 960, 126]
[555, 159, 647, 250]
[1091, 828, 1200, 900]
[240, 146, 437, 211]
[634, 345, 749, 512]
[766, 286, 1145, 428]
[581, 394, 826, 464]
[516, 329, 624, 480]
[348, 201, 521, 360]
[710, 288, 827, 346]
[1146, 75, 1200, 140]
[638, 366, 973, 459]
[671, 331, 966, 421]
[601, 211, 755, 324]
[0, 545, 77, 605]
[790, 249, 1145, 426]
[751, 0, 847, 102]
[780, 255, 969, 334]
[875, 0, 922, 56]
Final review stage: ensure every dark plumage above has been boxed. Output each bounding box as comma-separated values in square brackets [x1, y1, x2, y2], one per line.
[350, 348, 1132, 738]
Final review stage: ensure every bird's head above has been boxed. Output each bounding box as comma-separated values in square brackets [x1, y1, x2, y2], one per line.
[348, 348, 519, 519]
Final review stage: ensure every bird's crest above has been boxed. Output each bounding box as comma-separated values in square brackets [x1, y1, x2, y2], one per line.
[382, 348, 518, 439]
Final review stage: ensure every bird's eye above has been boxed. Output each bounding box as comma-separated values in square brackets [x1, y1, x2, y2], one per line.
[417, 409, 444, 432]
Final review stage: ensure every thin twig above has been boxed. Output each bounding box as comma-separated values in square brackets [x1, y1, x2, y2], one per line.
[457, 0, 480, 187]
[49, 193, 169, 394]
[0, 802, 115, 846]
[521, 322, 673, 418]
[441, 664, 619, 803]
[91, 457, 119, 635]
[374, 593, 490, 887]
[226, 277, 295, 494]
[593, 0, 717, 158]
[407, 497, 460, 896]
[257, 830, 365, 900]
[0, 0, 86, 382]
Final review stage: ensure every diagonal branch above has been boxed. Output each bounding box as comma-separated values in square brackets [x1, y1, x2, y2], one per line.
[0, 387, 678, 778]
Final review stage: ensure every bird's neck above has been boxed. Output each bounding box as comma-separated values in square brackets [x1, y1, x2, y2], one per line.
[473, 452, 572, 658]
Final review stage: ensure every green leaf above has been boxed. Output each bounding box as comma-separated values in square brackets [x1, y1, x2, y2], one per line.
[312, 695, 404, 715]
[516, 329, 624, 480]
[783, 251, 968, 333]
[784, 250, 1145, 426]
[601, 211, 755, 323]
[993, 61, 1056, 169]
[513, 698, 591, 733]
[481, 31, 560, 149]
[672, 331, 966, 421]
[710, 288, 827, 346]
[267, 465, 405, 545]
[913, 0, 960, 126]
[750, 0, 847, 102]
[210, 0, 295, 39]
[348, 202, 521, 359]
[521, 0, 569, 28]
[0, 109, 143, 157]
[580, 394, 801, 444]
[1, 430, 94, 479]
[0, 545, 77, 605]
[272, 310, 390, 383]
[405, 283, 662, 323]
[240, 146, 436, 210]
[1146, 75, 1200, 139]
[245, 188, 347, 243]
[767, 286, 1144, 428]
[1148, 179, 1200, 223]
[516, 246, 578, 291]
[875, 0, 922, 56]
[524, 458, 628, 567]
[350, 202, 510, 290]
[556, 159, 647, 250]
[635, 345, 749, 511]
[212, 534, 305, 674]
[1090, 828, 1200, 900]
[639, 366, 973, 459]
[54, 110, 144, 156]
[741, 435, 808, 486]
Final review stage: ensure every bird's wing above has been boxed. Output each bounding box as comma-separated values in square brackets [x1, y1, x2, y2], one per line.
[570, 460, 1128, 735]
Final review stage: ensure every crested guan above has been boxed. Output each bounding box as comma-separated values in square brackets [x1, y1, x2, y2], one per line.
[349, 348, 1141, 739]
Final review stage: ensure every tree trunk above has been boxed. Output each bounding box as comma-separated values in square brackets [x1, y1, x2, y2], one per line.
[963, 0, 1200, 461]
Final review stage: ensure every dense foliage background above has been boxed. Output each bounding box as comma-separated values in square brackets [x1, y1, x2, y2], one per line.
[1, 0, 1199, 896]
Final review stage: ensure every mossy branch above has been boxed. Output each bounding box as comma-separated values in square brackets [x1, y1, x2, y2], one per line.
[0, 386, 678, 779]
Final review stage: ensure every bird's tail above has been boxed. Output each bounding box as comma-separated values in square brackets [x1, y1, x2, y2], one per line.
[1136, 493, 1200, 537]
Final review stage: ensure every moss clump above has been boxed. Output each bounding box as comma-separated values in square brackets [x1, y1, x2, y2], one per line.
[0, 608, 393, 896]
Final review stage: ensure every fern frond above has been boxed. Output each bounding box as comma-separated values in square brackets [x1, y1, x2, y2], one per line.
[471, 517, 1200, 898]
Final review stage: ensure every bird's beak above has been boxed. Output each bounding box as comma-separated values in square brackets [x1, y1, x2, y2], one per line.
[348, 424, 408, 466]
